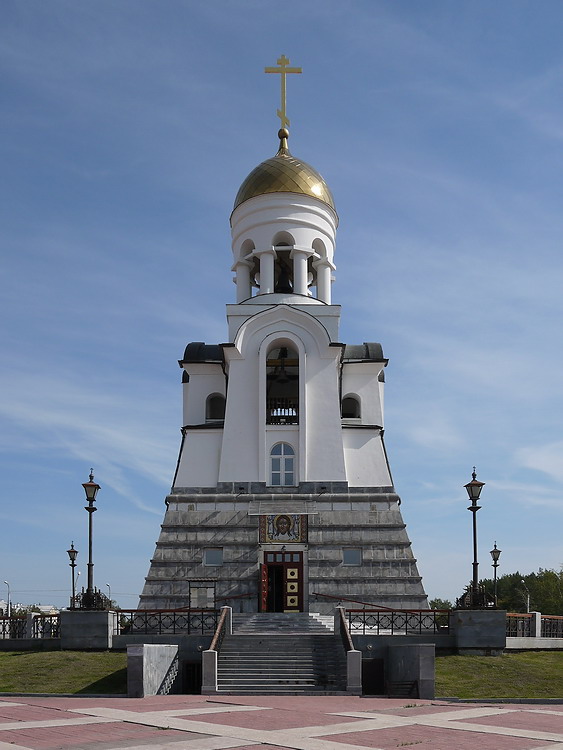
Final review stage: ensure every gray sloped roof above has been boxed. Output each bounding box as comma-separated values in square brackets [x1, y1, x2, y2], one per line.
[181, 342, 223, 363]
[343, 342, 385, 362]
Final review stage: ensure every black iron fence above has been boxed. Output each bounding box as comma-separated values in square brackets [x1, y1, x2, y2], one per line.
[32, 615, 60, 638]
[1, 615, 60, 639]
[0, 617, 26, 639]
[541, 615, 563, 638]
[347, 609, 450, 635]
[506, 613, 532, 637]
[115, 609, 219, 635]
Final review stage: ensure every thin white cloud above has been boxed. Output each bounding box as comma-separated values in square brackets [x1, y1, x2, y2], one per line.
[516, 442, 563, 486]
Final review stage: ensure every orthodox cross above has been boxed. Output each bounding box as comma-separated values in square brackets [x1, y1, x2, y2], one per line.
[265, 54, 302, 130]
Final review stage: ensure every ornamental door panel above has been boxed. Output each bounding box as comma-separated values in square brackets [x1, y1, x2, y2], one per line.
[262, 551, 303, 612]
[260, 563, 268, 612]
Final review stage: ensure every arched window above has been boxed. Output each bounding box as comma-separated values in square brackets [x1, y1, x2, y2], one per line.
[341, 395, 361, 419]
[206, 394, 226, 422]
[266, 344, 299, 424]
[270, 443, 295, 486]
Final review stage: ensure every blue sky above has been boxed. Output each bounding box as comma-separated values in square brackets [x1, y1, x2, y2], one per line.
[2, 0, 562, 610]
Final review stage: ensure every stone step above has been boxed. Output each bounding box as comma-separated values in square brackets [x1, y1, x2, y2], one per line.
[216, 617, 346, 694]
[232, 613, 333, 635]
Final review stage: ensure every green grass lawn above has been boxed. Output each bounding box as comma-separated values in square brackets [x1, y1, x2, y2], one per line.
[436, 651, 563, 699]
[0, 651, 127, 694]
[0, 649, 562, 698]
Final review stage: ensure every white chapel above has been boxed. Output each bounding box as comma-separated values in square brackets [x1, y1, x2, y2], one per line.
[140, 60, 427, 614]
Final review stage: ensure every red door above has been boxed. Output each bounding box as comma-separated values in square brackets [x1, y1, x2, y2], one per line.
[260, 563, 268, 612]
[261, 551, 303, 612]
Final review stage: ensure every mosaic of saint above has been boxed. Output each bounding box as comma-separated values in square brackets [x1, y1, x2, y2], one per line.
[259, 514, 307, 543]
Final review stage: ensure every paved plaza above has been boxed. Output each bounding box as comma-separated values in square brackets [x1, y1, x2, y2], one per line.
[0, 694, 562, 750]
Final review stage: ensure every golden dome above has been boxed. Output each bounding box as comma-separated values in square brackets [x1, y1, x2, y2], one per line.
[233, 129, 336, 213]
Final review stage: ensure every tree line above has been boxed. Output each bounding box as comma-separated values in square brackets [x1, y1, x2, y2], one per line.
[430, 567, 563, 614]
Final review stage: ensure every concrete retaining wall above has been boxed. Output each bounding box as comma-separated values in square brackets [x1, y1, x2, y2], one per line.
[127, 644, 179, 698]
[60, 610, 117, 650]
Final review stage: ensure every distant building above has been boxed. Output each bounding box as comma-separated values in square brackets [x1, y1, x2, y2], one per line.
[140, 123, 427, 614]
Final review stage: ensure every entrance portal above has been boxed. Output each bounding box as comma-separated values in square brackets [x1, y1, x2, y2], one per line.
[261, 551, 303, 612]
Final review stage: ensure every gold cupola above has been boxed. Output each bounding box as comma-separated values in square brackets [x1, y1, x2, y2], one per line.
[232, 128, 336, 216]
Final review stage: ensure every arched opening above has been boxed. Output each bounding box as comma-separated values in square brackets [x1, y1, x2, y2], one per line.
[273, 231, 295, 294]
[270, 443, 295, 486]
[206, 393, 226, 422]
[312, 238, 330, 303]
[266, 344, 299, 424]
[341, 395, 361, 419]
[239, 239, 260, 297]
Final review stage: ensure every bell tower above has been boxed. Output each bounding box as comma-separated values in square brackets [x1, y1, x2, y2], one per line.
[140, 60, 427, 614]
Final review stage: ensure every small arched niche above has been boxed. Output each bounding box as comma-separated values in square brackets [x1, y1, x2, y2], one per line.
[341, 394, 361, 419]
[206, 393, 226, 422]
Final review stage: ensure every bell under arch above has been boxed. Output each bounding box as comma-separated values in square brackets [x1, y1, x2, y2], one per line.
[266, 341, 299, 424]
[273, 231, 295, 294]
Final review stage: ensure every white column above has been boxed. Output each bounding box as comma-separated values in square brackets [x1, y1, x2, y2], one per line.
[235, 262, 252, 302]
[316, 261, 332, 304]
[291, 249, 309, 296]
[256, 250, 275, 295]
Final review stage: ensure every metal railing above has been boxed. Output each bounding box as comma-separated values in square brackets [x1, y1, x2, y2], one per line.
[209, 606, 230, 653]
[115, 608, 219, 635]
[338, 607, 355, 652]
[312, 591, 422, 613]
[32, 615, 60, 638]
[266, 398, 299, 424]
[0, 615, 60, 640]
[347, 609, 451, 635]
[506, 613, 532, 637]
[0, 617, 26, 639]
[541, 615, 563, 638]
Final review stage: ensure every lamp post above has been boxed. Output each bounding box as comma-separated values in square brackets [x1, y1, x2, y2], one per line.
[82, 469, 100, 608]
[105, 583, 111, 606]
[67, 542, 78, 609]
[464, 467, 485, 607]
[521, 579, 530, 613]
[490, 542, 501, 605]
[3, 581, 10, 618]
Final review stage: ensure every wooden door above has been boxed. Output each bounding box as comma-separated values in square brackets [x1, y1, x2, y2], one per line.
[262, 551, 303, 612]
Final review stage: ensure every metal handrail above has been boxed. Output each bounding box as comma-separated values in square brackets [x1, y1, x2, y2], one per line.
[209, 606, 229, 652]
[338, 607, 355, 652]
[312, 591, 430, 615]
[215, 592, 255, 603]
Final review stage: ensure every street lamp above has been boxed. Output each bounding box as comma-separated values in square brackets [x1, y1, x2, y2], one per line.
[67, 542, 78, 609]
[82, 469, 100, 608]
[105, 583, 111, 606]
[3, 581, 10, 618]
[464, 467, 485, 607]
[521, 579, 530, 613]
[490, 542, 501, 605]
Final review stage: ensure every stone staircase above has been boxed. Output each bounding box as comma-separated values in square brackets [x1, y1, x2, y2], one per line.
[232, 612, 334, 634]
[216, 613, 347, 694]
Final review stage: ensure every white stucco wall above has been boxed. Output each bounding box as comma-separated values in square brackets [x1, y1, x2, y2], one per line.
[341, 361, 385, 427]
[174, 429, 223, 488]
[181, 364, 225, 426]
[231, 193, 337, 267]
[342, 429, 392, 487]
[218, 305, 346, 483]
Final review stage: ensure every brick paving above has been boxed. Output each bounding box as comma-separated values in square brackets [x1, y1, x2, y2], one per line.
[0, 694, 562, 750]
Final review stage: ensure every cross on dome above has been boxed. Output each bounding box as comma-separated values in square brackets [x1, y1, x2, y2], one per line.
[264, 54, 302, 130]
